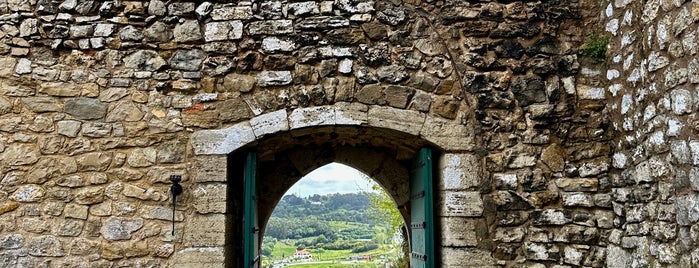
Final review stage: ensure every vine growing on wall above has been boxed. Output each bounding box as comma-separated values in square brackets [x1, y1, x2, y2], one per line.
[580, 34, 610, 64]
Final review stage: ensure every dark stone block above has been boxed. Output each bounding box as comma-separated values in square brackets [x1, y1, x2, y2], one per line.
[510, 75, 546, 106]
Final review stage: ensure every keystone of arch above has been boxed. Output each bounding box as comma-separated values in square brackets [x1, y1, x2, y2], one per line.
[191, 103, 474, 155]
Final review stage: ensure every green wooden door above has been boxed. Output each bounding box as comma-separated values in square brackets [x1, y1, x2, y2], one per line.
[410, 147, 434, 268]
[243, 152, 260, 268]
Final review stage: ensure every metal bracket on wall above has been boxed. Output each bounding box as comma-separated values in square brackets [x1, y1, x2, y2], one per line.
[170, 175, 183, 235]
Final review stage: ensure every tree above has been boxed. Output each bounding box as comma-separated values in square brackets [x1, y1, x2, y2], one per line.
[364, 183, 403, 234]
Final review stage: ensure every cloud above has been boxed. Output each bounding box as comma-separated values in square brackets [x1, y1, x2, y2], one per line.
[286, 163, 377, 197]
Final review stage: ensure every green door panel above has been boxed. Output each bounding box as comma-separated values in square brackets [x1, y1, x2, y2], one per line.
[243, 152, 260, 268]
[410, 147, 434, 268]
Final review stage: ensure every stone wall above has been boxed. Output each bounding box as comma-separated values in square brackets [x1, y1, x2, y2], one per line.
[602, 0, 699, 266]
[0, 0, 661, 266]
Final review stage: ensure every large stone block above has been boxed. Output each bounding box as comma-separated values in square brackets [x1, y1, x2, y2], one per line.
[440, 247, 496, 267]
[367, 106, 424, 136]
[192, 183, 227, 214]
[192, 155, 228, 182]
[439, 191, 483, 217]
[676, 193, 699, 226]
[289, 106, 336, 129]
[420, 116, 475, 151]
[183, 214, 226, 247]
[191, 121, 255, 155]
[250, 109, 289, 137]
[438, 153, 480, 190]
[440, 217, 478, 247]
[171, 247, 225, 268]
[335, 102, 368, 125]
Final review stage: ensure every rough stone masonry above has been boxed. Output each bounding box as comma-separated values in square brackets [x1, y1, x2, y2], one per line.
[0, 0, 695, 266]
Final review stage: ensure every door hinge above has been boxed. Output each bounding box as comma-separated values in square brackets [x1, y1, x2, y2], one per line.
[410, 222, 426, 229]
[411, 252, 427, 261]
[411, 191, 425, 200]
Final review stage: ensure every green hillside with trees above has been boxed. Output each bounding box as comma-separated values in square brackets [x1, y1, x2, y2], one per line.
[262, 191, 407, 268]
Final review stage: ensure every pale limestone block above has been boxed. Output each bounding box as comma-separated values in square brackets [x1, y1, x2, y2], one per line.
[367, 106, 424, 136]
[439, 191, 483, 217]
[441, 247, 497, 267]
[438, 153, 480, 190]
[191, 121, 255, 155]
[192, 183, 227, 214]
[289, 106, 335, 130]
[171, 247, 225, 268]
[334, 102, 368, 125]
[440, 217, 478, 247]
[420, 116, 475, 151]
[250, 109, 288, 137]
[192, 155, 227, 182]
[577, 85, 605, 100]
[183, 214, 226, 247]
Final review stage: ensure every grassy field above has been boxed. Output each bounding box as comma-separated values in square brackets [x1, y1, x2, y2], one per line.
[286, 262, 382, 268]
[263, 238, 399, 268]
[267, 240, 394, 261]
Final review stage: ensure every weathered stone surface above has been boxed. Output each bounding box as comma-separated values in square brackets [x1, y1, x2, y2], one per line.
[123, 50, 167, 71]
[0, 202, 20, 215]
[511, 75, 547, 106]
[440, 191, 483, 217]
[1, 144, 39, 166]
[289, 106, 335, 129]
[192, 123, 255, 155]
[183, 214, 226, 247]
[531, 210, 572, 228]
[368, 106, 424, 136]
[74, 186, 105, 205]
[204, 21, 243, 41]
[140, 205, 183, 221]
[171, 247, 225, 268]
[100, 218, 143, 241]
[126, 148, 157, 167]
[169, 49, 206, 71]
[122, 184, 164, 201]
[28, 235, 64, 256]
[69, 238, 100, 256]
[1, 234, 24, 249]
[192, 183, 227, 214]
[75, 152, 111, 172]
[250, 109, 289, 137]
[248, 20, 293, 35]
[222, 73, 255, 92]
[439, 154, 480, 190]
[441, 217, 478, 247]
[256, 71, 292, 86]
[441, 247, 496, 266]
[145, 21, 172, 42]
[541, 144, 565, 172]
[64, 98, 106, 120]
[296, 16, 349, 29]
[173, 20, 202, 43]
[10, 184, 45, 202]
[64, 204, 89, 219]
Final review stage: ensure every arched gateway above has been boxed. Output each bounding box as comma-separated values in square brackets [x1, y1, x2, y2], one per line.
[4, 0, 663, 265]
[184, 105, 490, 267]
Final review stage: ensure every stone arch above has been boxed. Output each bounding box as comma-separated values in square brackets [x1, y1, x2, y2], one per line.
[191, 104, 474, 155]
[185, 104, 487, 267]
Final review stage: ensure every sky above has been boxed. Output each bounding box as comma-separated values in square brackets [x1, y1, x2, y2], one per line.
[285, 163, 378, 197]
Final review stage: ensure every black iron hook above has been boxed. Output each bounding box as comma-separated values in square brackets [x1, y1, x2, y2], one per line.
[170, 175, 183, 235]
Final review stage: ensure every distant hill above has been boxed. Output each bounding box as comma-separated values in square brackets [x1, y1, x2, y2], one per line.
[264, 192, 379, 241]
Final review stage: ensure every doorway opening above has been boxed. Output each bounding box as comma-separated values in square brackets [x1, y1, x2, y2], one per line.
[260, 163, 408, 268]
[228, 145, 437, 268]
